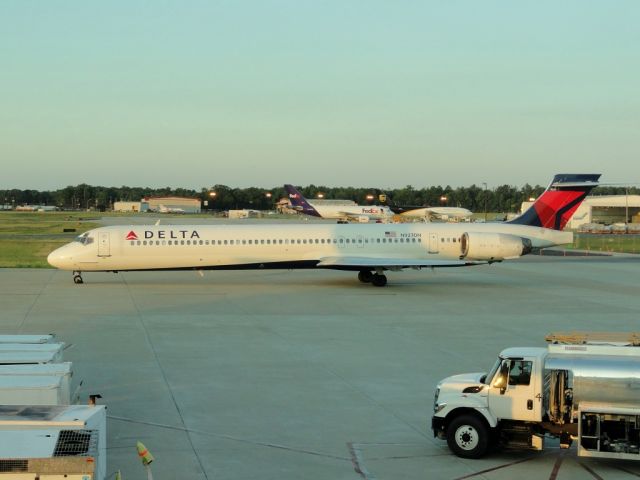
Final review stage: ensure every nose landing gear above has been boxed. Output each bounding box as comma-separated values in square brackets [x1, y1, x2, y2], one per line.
[72, 271, 84, 284]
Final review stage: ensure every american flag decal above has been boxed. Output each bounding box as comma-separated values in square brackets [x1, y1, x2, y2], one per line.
[384, 231, 397, 238]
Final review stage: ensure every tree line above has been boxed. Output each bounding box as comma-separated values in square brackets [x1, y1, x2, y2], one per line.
[1, 183, 637, 213]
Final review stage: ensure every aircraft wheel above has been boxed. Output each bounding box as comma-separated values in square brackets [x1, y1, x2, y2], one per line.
[371, 274, 387, 287]
[358, 270, 373, 283]
[73, 275, 83, 284]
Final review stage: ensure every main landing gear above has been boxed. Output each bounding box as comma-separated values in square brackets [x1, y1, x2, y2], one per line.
[72, 271, 83, 284]
[358, 270, 387, 287]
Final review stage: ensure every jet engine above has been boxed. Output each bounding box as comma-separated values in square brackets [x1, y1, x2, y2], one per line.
[460, 232, 532, 261]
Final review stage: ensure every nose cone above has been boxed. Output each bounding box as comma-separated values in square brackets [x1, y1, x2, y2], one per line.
[47, 246, 72, 269]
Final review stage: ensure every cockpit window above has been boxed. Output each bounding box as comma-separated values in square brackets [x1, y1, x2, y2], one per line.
[73, 233, 93, 245]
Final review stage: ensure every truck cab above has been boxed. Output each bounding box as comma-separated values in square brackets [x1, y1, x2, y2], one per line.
[432, 332, 640, 460]
[432, 347, 546, 458]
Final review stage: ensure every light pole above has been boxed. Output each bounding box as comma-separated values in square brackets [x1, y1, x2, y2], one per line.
[625, 187, 629, 225]
[209, 191, 217, 213]
[482, 183, 488, 222]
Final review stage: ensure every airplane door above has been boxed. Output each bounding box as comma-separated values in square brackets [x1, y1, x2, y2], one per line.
[98, 232, 110, 257]
[428, 233, 439, 253]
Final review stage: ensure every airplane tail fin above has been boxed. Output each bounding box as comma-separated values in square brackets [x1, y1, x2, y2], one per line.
[508, 174, 600, 230]
[284, 185, 321, 217]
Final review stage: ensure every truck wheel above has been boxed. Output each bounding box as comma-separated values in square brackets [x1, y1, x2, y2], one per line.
[446, 415, 489, 459]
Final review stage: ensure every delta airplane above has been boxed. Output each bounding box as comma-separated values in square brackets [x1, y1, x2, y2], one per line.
[284, 184, 393, 222]
[48, 174, 600, 287]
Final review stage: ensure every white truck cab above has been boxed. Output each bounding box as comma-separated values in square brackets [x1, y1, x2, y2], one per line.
[432, 332, 640, 459]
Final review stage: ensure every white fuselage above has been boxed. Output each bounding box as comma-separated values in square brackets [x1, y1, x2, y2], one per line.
[48, 222, 571, 272]
[308, 203, 393, 220]
[399, 206, 473, 220]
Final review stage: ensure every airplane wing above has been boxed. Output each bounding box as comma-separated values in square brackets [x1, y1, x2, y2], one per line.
[316, 256, 486, 270]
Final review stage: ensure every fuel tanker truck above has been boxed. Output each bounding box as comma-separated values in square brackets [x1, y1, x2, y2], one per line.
[431, 332, 640, 460]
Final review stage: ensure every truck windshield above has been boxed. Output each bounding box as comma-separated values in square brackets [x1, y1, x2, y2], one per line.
[482, 357, 502, 385]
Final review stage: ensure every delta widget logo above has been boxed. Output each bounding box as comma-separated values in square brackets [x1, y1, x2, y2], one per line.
[126, 231, 138, 240]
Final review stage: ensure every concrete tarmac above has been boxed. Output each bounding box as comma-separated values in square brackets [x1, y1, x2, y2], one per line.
[1, 256, 640, 479]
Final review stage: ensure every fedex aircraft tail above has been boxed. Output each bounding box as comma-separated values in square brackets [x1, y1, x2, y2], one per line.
[508, 174, 600, 230]
[284, 184, 321, 217]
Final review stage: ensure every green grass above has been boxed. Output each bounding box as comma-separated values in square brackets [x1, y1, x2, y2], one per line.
[0, 211, 100, 234]
[568, 234, 640, 254]
[0, 240, 69, 267]
[0, 212, 101, 267]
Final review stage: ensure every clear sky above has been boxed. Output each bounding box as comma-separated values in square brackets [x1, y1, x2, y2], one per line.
[2, 1, 638, 190]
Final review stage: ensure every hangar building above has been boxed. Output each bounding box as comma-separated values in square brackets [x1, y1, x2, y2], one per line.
[113, 197, 202, 213]
[113, 201, 147, 212]
[144, 196, 201, 213]
[520, 195, 640, 229]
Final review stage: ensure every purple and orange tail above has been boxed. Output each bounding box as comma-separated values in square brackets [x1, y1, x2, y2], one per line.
[508, 174, 600, 230]
[284, 184, 321, 217]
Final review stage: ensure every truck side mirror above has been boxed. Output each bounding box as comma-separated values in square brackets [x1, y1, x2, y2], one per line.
[492, 361, 509, 394]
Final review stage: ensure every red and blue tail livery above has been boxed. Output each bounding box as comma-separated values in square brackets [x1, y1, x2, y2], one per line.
[508, 174, 600, 230]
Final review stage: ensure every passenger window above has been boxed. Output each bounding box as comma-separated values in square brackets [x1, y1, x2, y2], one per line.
[187, 240, 191, 245]
[261, 240, 265, 244]
[507, 360, 532, 386]
[441, 238, 444, 243]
